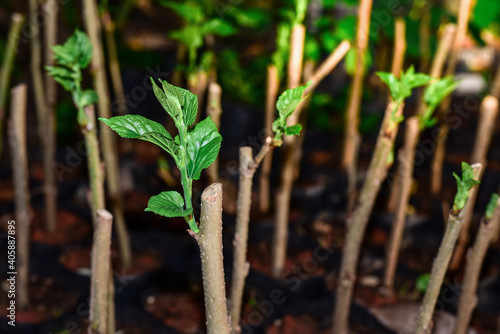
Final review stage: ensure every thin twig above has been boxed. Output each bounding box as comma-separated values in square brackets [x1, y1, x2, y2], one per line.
[259, 65, 280, 213]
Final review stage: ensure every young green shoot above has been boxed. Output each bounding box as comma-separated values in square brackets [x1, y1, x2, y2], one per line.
[420, 76, 458, 130]
[160, 0, 237, 76]
[100, 78, 222, 233]
[376, 65, 433, 126]
[45, 30, 98, 120]
[452, 162, 481, 214]
[271, 82, 310, 146]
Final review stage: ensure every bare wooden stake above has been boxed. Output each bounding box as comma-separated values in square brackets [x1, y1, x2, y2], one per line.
[197, 183, 230, 334]
[89, 209, 113, 334]
[9, 84, 30, 309]
[206, 83, 223, 184]
[0, 13, 24, 157]
[342, 0, 373, 173]
[391, 17, 407, 77]
[43, 0, 58, 233]
[83, 0, 132, 269]
[230, 147, 254, 334]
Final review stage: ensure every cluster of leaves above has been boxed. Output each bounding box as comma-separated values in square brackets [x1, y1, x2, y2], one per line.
[45, 30, 98, 124]
[485, 193, 500, 220]
[453, 162, 481, 213]
[376, 66, 432, 124]
[160, 0, 269, 75]
[419, 76, 458, 130]
[272, 82, 311, 145]
[100, 78, 222, 233]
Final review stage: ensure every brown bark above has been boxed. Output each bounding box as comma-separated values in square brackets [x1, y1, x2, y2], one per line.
[9, 84, 30, 309]
[197, 183, 230, 334]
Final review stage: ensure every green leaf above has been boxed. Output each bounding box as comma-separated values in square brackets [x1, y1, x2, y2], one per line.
[485, 193, 500, 220]
[151, 77, 182, 122]
[415, 273, 430, 293]
[78, 89, 98, 108]
[276, 82, 311, 118]
[186, 116, 222, 180]
[225, 8, 270, 28]
[424, 76, 458, 108]
[377, 66, 432, 101]
[45, 66, 76, 91]
[170, 26, 204, 50]
[376, 71, 400, 100]
[202, 18, 238, 37]
[453, 162, 481, 212]
[145, 191, 192, 217]
[285, 124, 303, 136]
[159, 78, 198, 126]
[158, 0, 204, 24]
[334, 16, 356, 41]
[52, 30, 93, 69]
[99, 115, 179, 158]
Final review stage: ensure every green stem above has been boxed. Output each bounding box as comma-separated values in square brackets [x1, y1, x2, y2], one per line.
[177, 119, 198, 233]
